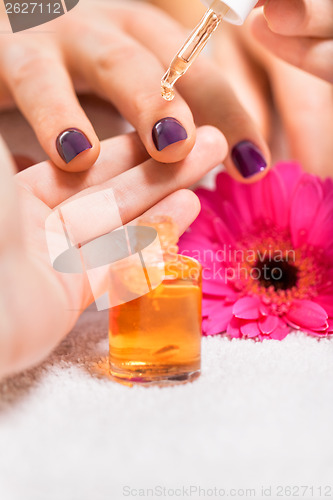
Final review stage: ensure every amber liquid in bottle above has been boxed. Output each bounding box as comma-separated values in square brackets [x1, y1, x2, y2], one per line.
[109, 217, 202, 385]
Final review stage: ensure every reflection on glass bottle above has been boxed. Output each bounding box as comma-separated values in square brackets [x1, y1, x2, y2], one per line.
[109, 216, 202, 385]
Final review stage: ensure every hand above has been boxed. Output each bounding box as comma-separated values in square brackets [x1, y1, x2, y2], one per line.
[0, 0, 270, 181]
[0, 126, 226, 379]
[205, 3, 333, 178]
[253, 0, 333, 83]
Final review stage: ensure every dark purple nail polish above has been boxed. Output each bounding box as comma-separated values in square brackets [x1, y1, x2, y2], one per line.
[231, 140, 267, 178]
[152, 117, 188, 151]
[56, 128, 92, 164]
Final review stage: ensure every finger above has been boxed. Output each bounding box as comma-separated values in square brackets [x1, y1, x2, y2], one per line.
[251, 12, 333, 83]
[0, 38, 100, 172]
[16, 133, 150, 207]
[60, 21, 196, 164]
[119, 4, 271, 182]
[212, 27, 272, 142]
[263, 0, 333, 38]
[0, 135, 22, 250]
[265, 57, 333, 177]
[51, 126, 226, 243]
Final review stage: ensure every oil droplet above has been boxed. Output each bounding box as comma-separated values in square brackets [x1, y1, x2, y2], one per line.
[161, 83, 175, 101]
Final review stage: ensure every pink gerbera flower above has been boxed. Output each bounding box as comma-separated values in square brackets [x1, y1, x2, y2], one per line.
[179, 162, 333, 340]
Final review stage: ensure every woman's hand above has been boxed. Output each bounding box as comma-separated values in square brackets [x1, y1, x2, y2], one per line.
[0, 0, 270, 181]
[245, 0, 333, 178]
[0, 126, 227, 379]
[253, 0, 333, 83]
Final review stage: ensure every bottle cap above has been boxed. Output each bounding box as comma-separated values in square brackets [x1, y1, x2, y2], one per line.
[201, 0, 258, 25]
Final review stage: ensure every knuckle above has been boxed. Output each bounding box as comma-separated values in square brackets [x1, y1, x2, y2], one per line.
[95, 42, 137, 74]
[131, 89, 159, 122]
[5, 44, 52, 88]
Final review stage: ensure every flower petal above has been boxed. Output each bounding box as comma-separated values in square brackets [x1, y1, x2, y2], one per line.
[307, 190, 333, 248]
[240, 321, 261, 338]
[286, 300, 328, 330]
[290, 174, 323, 248]
[213, 217, 237, 247]
[269, 321, 290, 340]
[274, 162, 303, 201]
[203, 304, 234, 335]
[313, 295, 333, 317]
[262, 168, 288, 228]
[259, 315, 279, 334]
[226, 316, 242, 338]
[202, 276, 233, 296]
[259, 302, 269, 316]
[220, 200, 244, 237]
[233, 296, 261, 320]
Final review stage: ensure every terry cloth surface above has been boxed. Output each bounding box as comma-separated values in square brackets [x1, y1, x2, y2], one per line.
[0, 306, 333, 500]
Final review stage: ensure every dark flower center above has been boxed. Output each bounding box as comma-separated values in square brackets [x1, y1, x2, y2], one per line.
[255, 257, 299, 291]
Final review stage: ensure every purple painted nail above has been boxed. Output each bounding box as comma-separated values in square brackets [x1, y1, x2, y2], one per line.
[231, 140, 267, 178]
[152, 117, 187, 151]
[56, 128, 92, 164]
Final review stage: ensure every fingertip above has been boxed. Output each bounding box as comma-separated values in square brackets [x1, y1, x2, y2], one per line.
[196, 125, 229, 162]
[263, 0, 306, 35]
[54, 128, 100, 173]
[177, 189, 202, 229]
[148, 115, 196, 164]
[226, 139, 271, 184]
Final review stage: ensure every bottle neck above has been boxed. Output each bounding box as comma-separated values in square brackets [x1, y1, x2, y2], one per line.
[137, 216, 179, 262]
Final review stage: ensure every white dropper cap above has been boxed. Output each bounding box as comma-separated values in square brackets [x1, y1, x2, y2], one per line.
[201, 0, 258, 25]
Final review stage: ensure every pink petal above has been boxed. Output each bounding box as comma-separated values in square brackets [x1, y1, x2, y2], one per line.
[303, 328, 329, 337]
[213, 217, 237, 247]
[327, 319, 333, 333]
[246, 181, 265, 224]
[216, 171, 236, 201]
[202, 277, 232, 296]
[307, 190, 333, 248]
[240, 321, 261, 338]
[259, 315, 279, 334]
[233, 296, 261, 320]
[274, 162, 304, 202]
[262, 168, 288, 228]
[226, 316, 242, 338]
[195, 187, 220, 213]
[259, 302, 269, 316]
[269, 321, 290, 340]
[313, 296, 333, 317]
[223, 182, 254, 228]
[322, 177, 333, 197]
[187, 212, 216, 241]
[285, 318, 302, 330]
[290, 175, 323, 248]
[220, 200, 244, 238]
[203, 305, 234, 335]
[216, 173, 253, 228]
[286, 300, 328, 330]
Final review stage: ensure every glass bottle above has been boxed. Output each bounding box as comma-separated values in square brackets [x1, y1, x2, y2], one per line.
[108, 216, 202, 385]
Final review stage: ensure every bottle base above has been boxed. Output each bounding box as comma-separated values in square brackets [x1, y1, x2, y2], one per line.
[109, 364, 200, 387]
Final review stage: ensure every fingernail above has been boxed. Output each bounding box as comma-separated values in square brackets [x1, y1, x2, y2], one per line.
[56, 128, 92, 164]
[231, 141, 267, 178]
[152, 117, 188, 152]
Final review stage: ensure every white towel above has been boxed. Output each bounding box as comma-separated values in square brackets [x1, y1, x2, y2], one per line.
[1, 306, 333, 500]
